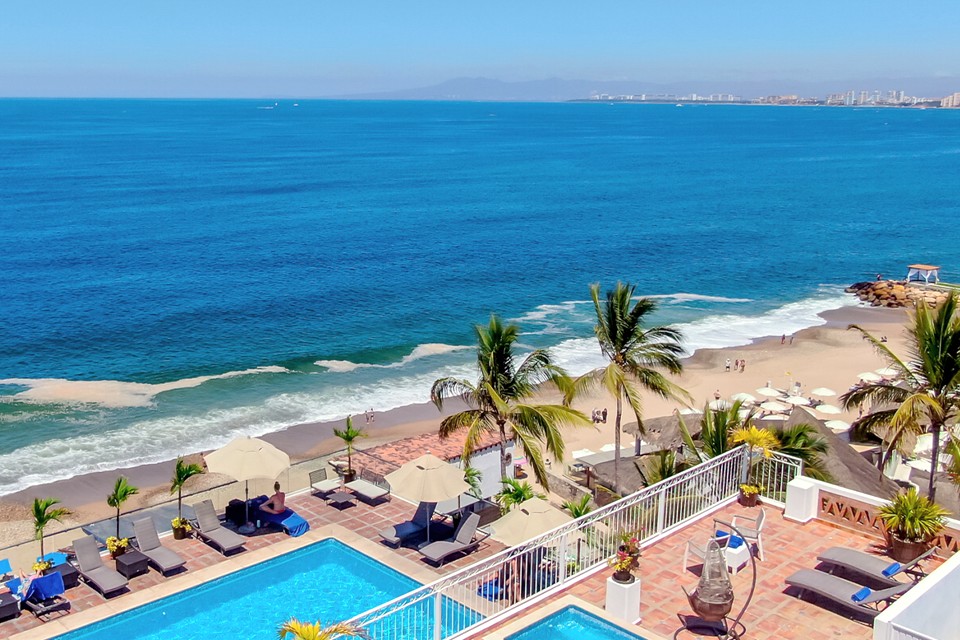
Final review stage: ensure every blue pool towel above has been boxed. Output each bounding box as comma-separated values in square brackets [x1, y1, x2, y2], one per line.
[850, 586, 872, 603]
[882, 562, 902, 577]
[477, 578, 505, 601]
[714, 530, 744, 549]
[252, 496, 310, 537]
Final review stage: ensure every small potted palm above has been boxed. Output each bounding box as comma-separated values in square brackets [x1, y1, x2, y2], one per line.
[732, 425, 779, 507]
[878, 489, 947, 562]
[334, 416, 366, 483]
[33, 497, 70, 572]
[170, 457, 204, 539]
[106, 476, 139, 557]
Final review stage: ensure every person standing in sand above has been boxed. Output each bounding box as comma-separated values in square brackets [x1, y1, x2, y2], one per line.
[601, 408, 608, 423]
[740, 359, 746, 373]
[724, 358, 731, 372]
[781, 334, 786, 344]
[368, 408, 375, 423]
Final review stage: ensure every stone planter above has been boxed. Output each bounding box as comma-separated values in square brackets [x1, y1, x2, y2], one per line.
[887, 535, 931, 563]
[738, 489, 759, 507]
[612, 569, 635, 584]
[343, 469, 357, 483]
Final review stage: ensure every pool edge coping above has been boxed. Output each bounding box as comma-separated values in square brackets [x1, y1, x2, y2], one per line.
[10, 523, 439, 640]
[481, 595, 669, 640]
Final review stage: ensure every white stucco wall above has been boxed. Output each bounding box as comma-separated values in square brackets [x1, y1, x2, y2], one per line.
[452, 442, 515, 499]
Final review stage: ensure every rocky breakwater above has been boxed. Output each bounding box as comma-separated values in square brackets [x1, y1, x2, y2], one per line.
[846, 280, 949, 308]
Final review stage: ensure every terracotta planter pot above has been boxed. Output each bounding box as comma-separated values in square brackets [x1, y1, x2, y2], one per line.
[738, 490, 759, 507]
[887, 535, 931, 563]
[612, 569, 635, 584]
[172, 526, 187, 540]
[343, 469, 357, 483]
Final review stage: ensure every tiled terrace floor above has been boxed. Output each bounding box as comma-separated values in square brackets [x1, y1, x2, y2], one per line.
[468, 502, 939, 640]
[2, 491, 505, 638]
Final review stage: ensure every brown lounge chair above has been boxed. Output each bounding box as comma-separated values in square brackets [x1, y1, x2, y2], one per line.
[418, 513, 487, 566]
[133, 518, 187, 575]
[785, 569, 912, 619]
[191, 500, 246, 555]
[73, 535, 128, 596]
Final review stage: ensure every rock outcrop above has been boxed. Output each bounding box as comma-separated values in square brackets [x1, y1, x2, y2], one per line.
[845, 280, 949, 308]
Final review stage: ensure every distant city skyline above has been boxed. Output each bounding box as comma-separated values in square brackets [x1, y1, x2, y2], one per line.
[2, 1, 958, 98]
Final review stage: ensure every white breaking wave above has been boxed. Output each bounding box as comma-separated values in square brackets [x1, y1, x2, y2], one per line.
[0, 366, 291, 409]
[314, 343, 470, 373]
[646, 292, 753, 304]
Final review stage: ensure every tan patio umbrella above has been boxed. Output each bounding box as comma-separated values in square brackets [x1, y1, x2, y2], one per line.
[384, 453, 470, 542]
[784, 396, 811, 406]
[815, 404, 842, 415]
[810, 387, 836, 397]
[760, 400, 790, 412]
[205, 436, 290, 526]
[491, 498, 577, 547]
[756, 387, 783, 398]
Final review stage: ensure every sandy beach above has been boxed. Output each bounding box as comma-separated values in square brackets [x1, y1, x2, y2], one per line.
[0, 301, 910, 550]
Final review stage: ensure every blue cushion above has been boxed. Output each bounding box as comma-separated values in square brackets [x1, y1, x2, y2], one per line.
[0, 559, 11, 576]
[850, 587, 872, 603]
[881, 562, 902, 577]
[714, 530, 745, 549]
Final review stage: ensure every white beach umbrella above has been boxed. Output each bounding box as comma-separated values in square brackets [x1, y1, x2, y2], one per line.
[205, 436, 290, 524]
[785, 396, 811, 406]
[810, 387, 836, 397]
[756, 387, 783, 398]
[709, 399, 732, 411]
[679, 408, 703, 415]
[384, 454, 470, 504]
[731, 393, 756, 403]
[758, 414, 788, 421]
[858, 372, 883, 383]
[760, 401, 790, 412]
[491, 498, 577, 547]
[825, 420, 851, 432]
[815, 404, 842, 415]
[876, 367, 900, 378]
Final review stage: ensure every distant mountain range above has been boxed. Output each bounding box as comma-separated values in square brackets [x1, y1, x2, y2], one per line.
[334, 76, 959, 102]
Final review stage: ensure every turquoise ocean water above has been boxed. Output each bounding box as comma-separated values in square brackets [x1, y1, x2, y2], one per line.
[1, 100, 958, 496]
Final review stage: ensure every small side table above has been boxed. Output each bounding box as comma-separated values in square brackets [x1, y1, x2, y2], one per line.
[724, 542, 750, 576]
[44, 562, 80, 589]
[327, 491, 357, 510]
[115, 549, 149, 579]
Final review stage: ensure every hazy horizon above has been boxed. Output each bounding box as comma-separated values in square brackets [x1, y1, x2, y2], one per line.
[2, 1, 958, 99]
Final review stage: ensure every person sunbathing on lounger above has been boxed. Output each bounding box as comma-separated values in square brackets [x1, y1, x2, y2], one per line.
[259, 482, 286, 514]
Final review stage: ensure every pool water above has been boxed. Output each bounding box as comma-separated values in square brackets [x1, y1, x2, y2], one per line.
[506, 605, 647, 640]
[56, 539, 474, 640]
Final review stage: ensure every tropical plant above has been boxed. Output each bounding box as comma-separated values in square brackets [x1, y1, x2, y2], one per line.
[731, 425, 779, 490]
[333, 415, 366, 475]
[32, 497, 70, 562]
[634, 450, 690, 487]
[581, 282, 688, 494]
[105, 536, 129, 555]
[841, 293, 960, 501]
[561, 494, 593, 518]
[278, 619, 368, 640]
[170, 457, 204, 521]
[495, 478, 544, 513]
[463, 466, 483, 499]
[106, 476, 139, 539]
[678, 400, 752, 463]
[945, 438, 960, 495]
[431, 315, 589, 489]
[773, 423, 832, 482]
[878, 488, 948, 543]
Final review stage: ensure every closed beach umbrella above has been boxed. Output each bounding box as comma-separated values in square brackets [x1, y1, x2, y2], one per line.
[731, 393, 756, 403]
[491, 498, 576, 547]
[825, 420, 851, 432]
[875, 367, 899, 378]
[858, 372, 882, 383]
[810, 387, 836, 397]
[815, 404, 842, 415]
[756, 387, 783, 398]
[384, 454, 470, 504]
[760, 401, 790, 412]
[205, 436, 290, 524]
[785, 396, 811, 406]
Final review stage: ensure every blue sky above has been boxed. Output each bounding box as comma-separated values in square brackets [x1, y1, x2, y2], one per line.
[2, 1, 958, 97]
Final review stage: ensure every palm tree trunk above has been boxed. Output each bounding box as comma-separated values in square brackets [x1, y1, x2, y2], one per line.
[116, 508, 120, 539]
[39, 533, 44, 562]
[498, 423, 508, 481]
[614, 395, 623, 494]
[929, 422, 942, 502]
[178, 489, 182, 520]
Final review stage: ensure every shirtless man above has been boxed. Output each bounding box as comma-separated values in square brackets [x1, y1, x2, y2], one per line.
[259, 482, 286, 514]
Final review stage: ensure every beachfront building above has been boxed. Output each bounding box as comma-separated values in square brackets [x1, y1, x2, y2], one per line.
[906, 264, 940, 284]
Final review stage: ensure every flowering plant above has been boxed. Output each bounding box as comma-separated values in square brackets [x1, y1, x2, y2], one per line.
[608, 534, 641, 574]
[739, 483, 763, 497]
[32, 560, 52, 572]
[106, 536, 129, 554]
[171, 517, 193, 532]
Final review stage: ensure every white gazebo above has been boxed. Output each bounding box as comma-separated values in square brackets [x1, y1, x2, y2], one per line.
[906, 264, 940, 284]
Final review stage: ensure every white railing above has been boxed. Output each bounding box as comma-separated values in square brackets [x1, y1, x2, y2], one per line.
[346, 445, 803, 640]
[755, 451, 804, 506]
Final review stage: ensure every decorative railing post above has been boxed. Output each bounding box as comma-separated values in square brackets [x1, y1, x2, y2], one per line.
[655, 486, 667, 535]
[434, 590, 443, 640]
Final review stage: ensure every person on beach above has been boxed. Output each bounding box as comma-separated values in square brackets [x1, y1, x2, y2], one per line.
[724, 358, 731, 372]
[368, 408, 375, 423]
[601, 408, 608, 423]
[789, 335, 795, 345]
[739, 359, 746, 373]
[781, 334, 786, 344]
[259, 482, 286, 514]
[714, 389, 721, 401]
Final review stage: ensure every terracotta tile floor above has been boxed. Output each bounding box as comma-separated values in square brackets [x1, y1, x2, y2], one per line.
[467, 502, 941, 640]
[1, 492, 505, 637]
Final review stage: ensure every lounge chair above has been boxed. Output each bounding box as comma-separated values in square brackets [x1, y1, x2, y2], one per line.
[73, 535, 128, 596]
[22, 572, 70, 618]
[418, 513, 486, 566]
[379, 502, 437, 547]
[0, 558, 12, 582]
[250, 496, 311, 537]
[785, 568, 912, 619]
[132, 518, 187, 574]
[345, 469, 391, 504]
[192, 500, 247, 555]
[309, 468, 341, 497]
[817, 546, 936, 585]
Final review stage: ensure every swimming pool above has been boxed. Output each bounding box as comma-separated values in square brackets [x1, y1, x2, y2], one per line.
[56, 539, 477, 640]
[505, 605, 647, 640]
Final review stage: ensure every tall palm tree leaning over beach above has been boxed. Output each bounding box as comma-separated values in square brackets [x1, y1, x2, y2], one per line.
[583, 282, 688, 494]
[841, 293, 960, 502]
[431, 315, 589, 490]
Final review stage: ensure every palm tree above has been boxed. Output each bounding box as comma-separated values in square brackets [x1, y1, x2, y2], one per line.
[495, 478, 544, 513]
[170, 457, 204, 520]
[33, 497, 70, 562]
[278, 619, 368, 640]
[586, 282, 688, 493]
[333, 416, 366, 478]
[561, 494, 593, 518]
[431, 315, 589, 489]
[106, 477, 139, 539]
[463, 466, 483, 499]
[773, 423, 832, 482]
[678, 400, 751, 463]
[841, 294, 960, 501]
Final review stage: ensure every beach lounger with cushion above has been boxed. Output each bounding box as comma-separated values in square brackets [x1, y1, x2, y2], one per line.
[817, 546, 936, 585]
[5, 572, 71, 619]
[132, 517, 187, 575]
[309, 468, 342, 497]
[73, 535, 128, 597]
[192, 500, 247, 555]
[418, 513, 487, 566]
[346, 469, 391, 504]
[785, 568, 912, 619]
[250, 496, 311, 537]
[379, 502, 437, 547]
[0, 558, 12, 582]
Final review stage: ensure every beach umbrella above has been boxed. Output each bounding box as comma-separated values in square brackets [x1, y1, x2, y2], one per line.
[731, 393, 756, 403]
[205, 437, 290, 525]
[825, 420, 851, 432]
[758, 414, 788, 421]
[756, 387, 783, 398]
[875, 367, 899, 378]
[491, 498, 577, 547]
[785, 396, 811, 406]
[760, 401, 790, 412]
[384, 454, 470, 504]
[811, 387, 836, 397]
[709, 399, 731, 411]
[679, 408, 703, 415]
[815, 404, 842, 415]
[858, 372, 882, 383]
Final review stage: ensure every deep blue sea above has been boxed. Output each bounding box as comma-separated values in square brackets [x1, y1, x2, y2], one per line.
[1, 100, 958, 495]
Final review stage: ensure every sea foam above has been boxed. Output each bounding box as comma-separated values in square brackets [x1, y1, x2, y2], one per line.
[314, 343, 469, 373]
